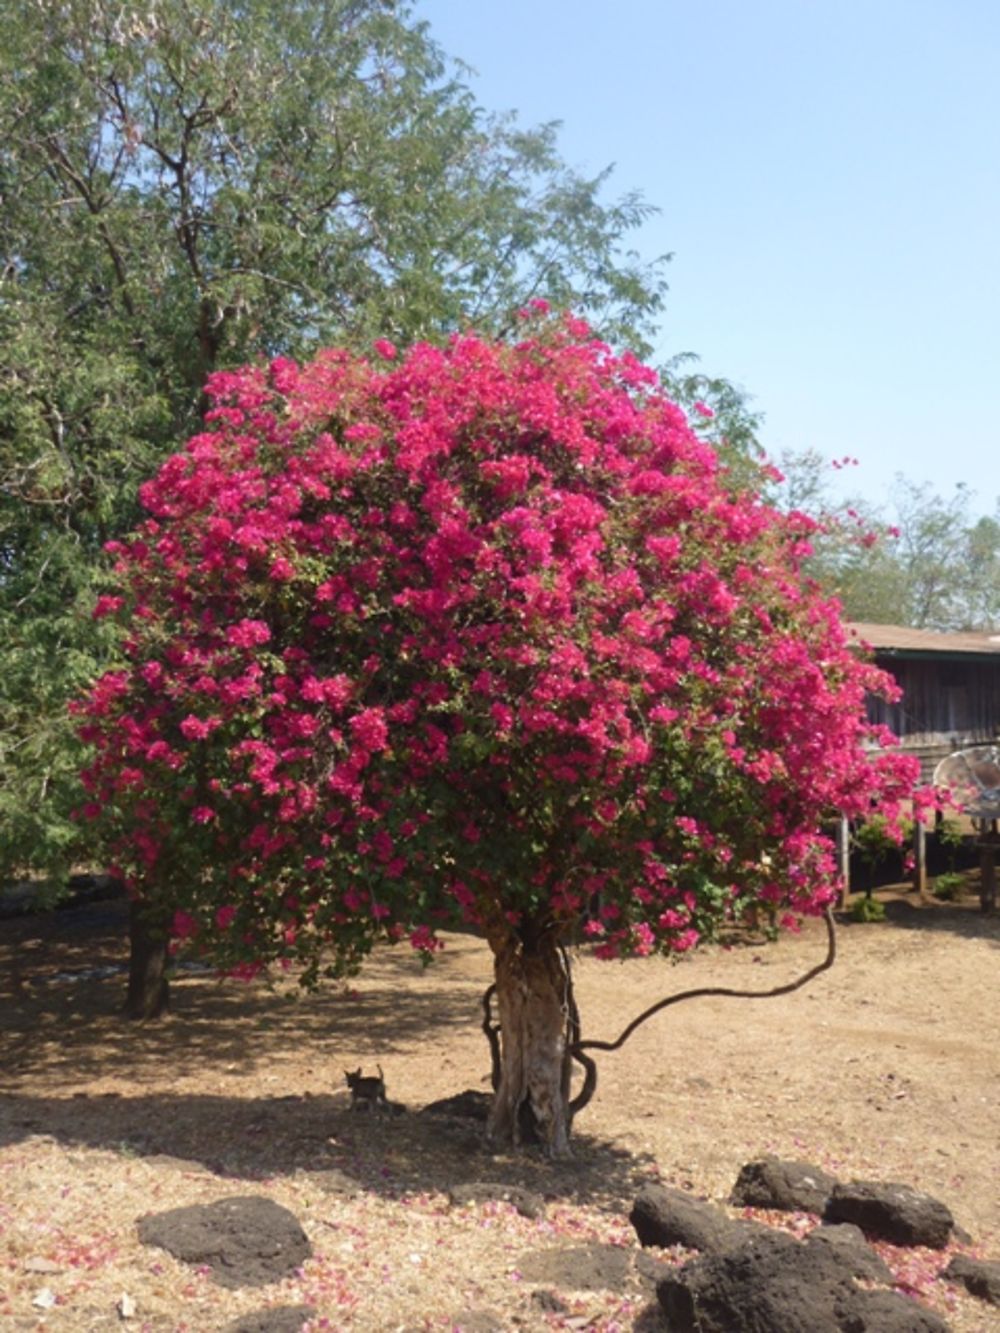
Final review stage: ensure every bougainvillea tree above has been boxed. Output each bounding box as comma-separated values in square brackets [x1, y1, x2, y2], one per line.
[76, 311, 922, 1153]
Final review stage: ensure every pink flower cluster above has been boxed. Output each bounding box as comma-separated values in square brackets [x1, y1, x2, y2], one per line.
[74, 319, 922, 975]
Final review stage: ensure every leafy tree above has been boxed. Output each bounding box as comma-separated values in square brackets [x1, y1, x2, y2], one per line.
[1, 0, 671, 890]
[75, 321, 920, 1151]
[962, 512, 1000, 630]
[886, 482, 1000, 631]
[770, 454, 1000, 632]
[659, 353, 765, 492]
[876, 480, 978, 629]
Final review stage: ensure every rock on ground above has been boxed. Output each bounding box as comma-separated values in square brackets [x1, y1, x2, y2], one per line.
[803, 1223, 894, 1283]
[730, 1156, 836, 1214]
[630, 1184, 739, 1253]
[657, 1227, 952, 1333]
[137, 1195, 311, 1289]
[942, 1253, 1000, 1307]
[823, 1179, 955, 1249]
[421, 1089, 493, 1121]
[517, 1242, 634, 1292]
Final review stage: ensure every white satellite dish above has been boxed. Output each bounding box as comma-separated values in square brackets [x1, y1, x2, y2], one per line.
[933, 745, 1000, 819]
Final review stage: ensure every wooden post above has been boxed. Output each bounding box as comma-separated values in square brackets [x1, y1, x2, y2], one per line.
[912, 818, 927, 896]
[836, 816, 851, 908]
[980, 827, 997, 915]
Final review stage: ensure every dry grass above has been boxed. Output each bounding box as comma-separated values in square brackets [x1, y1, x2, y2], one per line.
[1, 889, 999, 1331]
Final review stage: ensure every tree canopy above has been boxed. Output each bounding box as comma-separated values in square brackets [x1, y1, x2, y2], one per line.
[76, 320, 921, 962]
[1, 0, 679, 883]
[74, 320, 925, 1146]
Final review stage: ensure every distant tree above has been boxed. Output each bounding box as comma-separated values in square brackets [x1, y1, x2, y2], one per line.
[962, 512, 1000, 630]
[76, 324, 920, 1150]
[883, 481, 1000, 632]
[1, 0, 676, 898]
[771, 454, 999, 632]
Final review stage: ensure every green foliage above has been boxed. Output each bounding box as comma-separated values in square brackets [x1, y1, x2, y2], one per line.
[1, 0, 691, 881]
[930, 872, 966, 902]
[936, 816, 965, 859]
[850, 895, 886, 923]
[659, 354, 765, 492]
[852, 814, 911, 868]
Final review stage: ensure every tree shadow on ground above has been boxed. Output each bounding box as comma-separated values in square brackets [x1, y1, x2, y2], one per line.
[0, 1089, 653, 1217]
[0, 896, 491, 1086]
[0, 896, 655, 1215]
[1, 966, 485, 1086]
[840, 887, 1000, 946]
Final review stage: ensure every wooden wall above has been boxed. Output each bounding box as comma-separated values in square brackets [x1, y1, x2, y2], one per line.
[866, 656, 1000, 751]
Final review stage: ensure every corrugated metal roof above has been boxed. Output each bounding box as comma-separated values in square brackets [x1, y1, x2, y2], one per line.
[847, 621, 1000, 656]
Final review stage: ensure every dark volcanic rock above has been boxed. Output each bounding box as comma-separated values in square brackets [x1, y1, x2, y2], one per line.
[804, 1223, 894, 1283]
[630, 1184, 737, 1253]
[223, 1307, 317, 1333]
[137, 1196, 311, 1288]
[823, 1179, 955, 1249]
[656, 1227, 951, 1333]
[848, 1288, 954, 1332]
[730, 1156, 836, 1214]
[942, 1253, 1000, 1306]
[657, 1229, 851, 1332]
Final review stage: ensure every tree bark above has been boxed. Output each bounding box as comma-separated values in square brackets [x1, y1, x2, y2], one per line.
[485, 923, 573, 1157]
[125, 899, 170, 1020]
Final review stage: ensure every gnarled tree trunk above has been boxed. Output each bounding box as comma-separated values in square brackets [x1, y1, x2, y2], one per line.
[125, 899, 170, 1020]
[485, 921, 573, 1157]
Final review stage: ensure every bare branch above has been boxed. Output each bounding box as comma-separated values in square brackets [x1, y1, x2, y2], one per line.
[38, 135, 138, 320]
[573, 908, 837, 1055]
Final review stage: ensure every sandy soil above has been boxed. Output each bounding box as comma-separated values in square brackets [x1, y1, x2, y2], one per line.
[1, 886, 998, 1331]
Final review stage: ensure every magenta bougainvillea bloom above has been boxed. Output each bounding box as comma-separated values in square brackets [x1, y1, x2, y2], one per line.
[75, 316, 923, 1151]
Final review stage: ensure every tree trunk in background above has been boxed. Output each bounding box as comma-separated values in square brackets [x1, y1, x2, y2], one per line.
[125, 899, 170, 1019]
[486, 924, 573, 1157]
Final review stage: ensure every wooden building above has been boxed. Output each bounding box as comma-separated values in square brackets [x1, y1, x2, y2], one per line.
[848, 621, 1000, 781]
[843, 623, 1000, 906]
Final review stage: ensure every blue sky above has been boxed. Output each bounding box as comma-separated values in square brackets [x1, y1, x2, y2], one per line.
[415, 0, 999, 516]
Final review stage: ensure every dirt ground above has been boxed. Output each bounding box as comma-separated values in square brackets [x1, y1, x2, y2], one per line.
[1, 885, 999, 1332]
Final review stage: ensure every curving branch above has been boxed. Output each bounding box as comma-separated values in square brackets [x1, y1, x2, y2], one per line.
[481, 982, 502, 1092]
[572, 908, 837, 1056]
[478, 911, 835, 1125]
[559, 943, 599, 1118]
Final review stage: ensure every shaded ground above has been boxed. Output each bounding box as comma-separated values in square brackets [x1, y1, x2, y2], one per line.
[1, 885, 998, 1330]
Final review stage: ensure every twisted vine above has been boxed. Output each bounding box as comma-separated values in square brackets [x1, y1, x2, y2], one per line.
[480, 909, 837, 1120]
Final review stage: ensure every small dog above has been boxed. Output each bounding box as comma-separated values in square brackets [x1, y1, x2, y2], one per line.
[345, 1064, 388, 1112]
